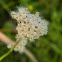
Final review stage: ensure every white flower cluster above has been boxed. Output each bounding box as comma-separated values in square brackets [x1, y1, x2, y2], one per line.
[7, 7, 48, 52]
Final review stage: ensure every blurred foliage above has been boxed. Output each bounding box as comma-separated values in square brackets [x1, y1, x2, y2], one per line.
[0, 0, 62, 62]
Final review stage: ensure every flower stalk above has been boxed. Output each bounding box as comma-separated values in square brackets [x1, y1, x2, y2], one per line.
[0, 39, 21, 61]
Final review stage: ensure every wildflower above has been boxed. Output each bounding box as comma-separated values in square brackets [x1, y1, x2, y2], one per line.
[28, 5, 34, 11]
[8, 7, 48, 52]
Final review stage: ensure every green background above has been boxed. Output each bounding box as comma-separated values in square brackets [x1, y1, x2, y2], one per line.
[0, 0, 62, 62]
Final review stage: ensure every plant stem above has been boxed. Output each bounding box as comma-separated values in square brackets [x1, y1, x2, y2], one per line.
[0, 39, 21, 61]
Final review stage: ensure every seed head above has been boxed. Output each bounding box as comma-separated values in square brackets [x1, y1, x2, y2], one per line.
[9, 7, 48, 52]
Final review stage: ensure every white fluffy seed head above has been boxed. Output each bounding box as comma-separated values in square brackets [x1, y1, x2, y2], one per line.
[10, 7, 48, 52]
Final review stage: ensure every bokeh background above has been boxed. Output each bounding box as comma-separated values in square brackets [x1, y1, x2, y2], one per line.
[0, 0, 62, 62]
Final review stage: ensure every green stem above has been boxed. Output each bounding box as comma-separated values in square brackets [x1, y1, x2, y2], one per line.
[0, 39, 21, 61]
